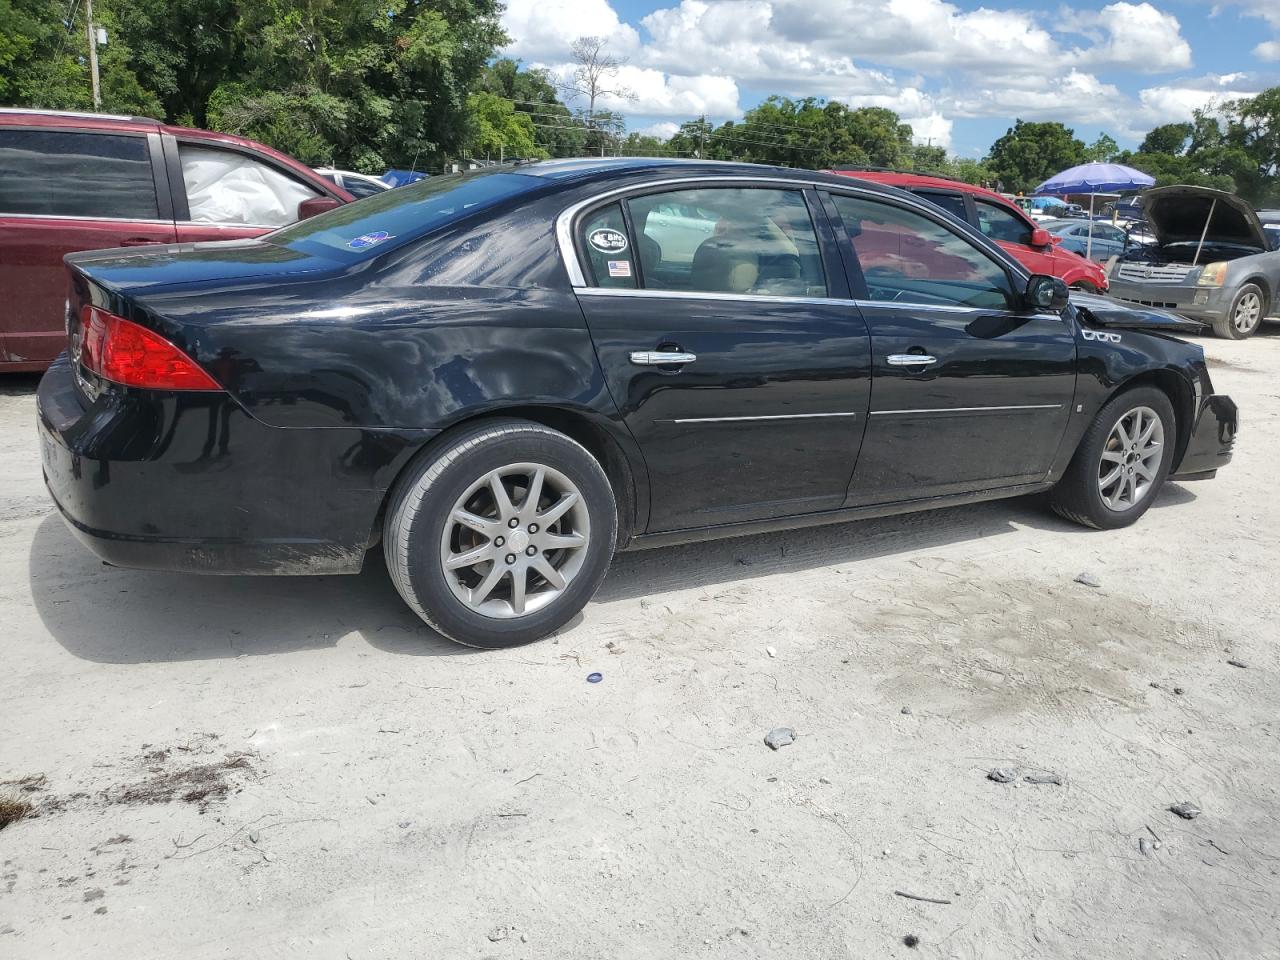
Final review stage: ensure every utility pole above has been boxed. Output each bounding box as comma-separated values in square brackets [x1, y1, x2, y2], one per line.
[699, 115, 706, 159]
[85, 0, 101, 109]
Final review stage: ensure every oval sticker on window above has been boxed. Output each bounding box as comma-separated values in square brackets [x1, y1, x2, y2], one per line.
[588, 228, 628, 254]
[348, 230, 394, 250]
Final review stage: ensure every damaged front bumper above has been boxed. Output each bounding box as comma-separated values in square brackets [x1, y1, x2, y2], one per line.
[1171, 393, 1237, 480]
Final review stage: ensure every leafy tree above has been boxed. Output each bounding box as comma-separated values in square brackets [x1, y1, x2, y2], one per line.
[984, 120, 1086, 193]
[464, 91, 544, 161]
[1139, 123, 1192, 156]
[1083, 133, 1120, 163]
[479, 58, 585, 158]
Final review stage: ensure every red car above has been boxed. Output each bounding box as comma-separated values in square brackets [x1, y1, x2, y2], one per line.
[829, 169, 1108, 294]
[0, 109, 353, 371]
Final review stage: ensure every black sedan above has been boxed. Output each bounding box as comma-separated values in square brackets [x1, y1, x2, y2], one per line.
[38, 159, 1237, 648]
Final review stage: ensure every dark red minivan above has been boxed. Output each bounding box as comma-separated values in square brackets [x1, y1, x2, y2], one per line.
[0, 109, 353, 371]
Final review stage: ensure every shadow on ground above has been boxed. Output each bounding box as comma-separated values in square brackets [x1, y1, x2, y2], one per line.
[28, 483, 1197, 665]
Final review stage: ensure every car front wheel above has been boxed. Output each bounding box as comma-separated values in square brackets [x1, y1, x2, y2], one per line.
[1048, 386, 1176, 530]
[1212, 283, 1266, 340]
[384, 419, 617, 648]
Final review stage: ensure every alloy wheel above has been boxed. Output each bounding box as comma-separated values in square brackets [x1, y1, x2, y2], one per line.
[440, 462, 590, 618]
[1233, 292, 1262, 334]
[1098, 406, 1164, 512]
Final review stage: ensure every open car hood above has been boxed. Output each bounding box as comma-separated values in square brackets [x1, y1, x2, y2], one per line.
[1142, 185, 1267, 250]
[1071, 291, 1204, 332]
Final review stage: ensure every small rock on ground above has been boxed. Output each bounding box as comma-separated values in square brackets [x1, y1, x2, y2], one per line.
[764, 727, 795, 750]
[1227, 659, 1247, 669]
[987, 768, 1018, 783]
[1074, 572, 1102, 588]
[1169, 801, 1202, 820]
[486, 926, 510, 943]
[1024, 772, 1063, 785]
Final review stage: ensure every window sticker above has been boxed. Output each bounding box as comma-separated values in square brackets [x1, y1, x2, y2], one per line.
[607, 260, 632, 278]
[588, 228, 628, 254]
[348, 230, 394, 250]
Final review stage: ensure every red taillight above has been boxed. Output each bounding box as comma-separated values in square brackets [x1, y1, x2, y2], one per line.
[78, 306, 220, 391]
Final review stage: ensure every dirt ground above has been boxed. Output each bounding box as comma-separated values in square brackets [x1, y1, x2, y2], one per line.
[1, 329, 1277, 960]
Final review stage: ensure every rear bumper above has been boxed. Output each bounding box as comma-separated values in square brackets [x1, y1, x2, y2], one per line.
[37, 356, 436, 575]
[1172, 393, 1236, 479]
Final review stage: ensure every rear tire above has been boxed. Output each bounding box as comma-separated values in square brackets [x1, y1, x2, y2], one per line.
[1211, 283, 1265, 340]
[1048, 386, 1176, 530]
[383, 419, 617, 648]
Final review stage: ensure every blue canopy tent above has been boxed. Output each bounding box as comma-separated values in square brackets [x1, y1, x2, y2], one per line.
[1033, 162, 1155, 260]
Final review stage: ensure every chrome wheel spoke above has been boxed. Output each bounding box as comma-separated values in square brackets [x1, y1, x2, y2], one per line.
[453, 509, 496, 537]
[510, 566, 528, 616]
[470, 563, 507, 605]
[1100, 449, 1124, 463]
[489, 473, 516, 522]
[538, 491, 579, 526]
[1135, 460, 1155, 481]
[446, 544, 492, 570]
[531, 554, 566, 590]
[1099, 465, 1123, 491]
[541, 531, 586, 550]
[522, 466, 546, 520]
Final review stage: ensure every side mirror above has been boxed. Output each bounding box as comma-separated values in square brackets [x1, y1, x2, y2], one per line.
[1026, 274, 1069, 312]
[1030, 227, 1051, 247]
[298, 197, 341, 220]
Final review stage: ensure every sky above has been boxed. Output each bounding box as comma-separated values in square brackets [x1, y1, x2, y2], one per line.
[499, 0, 1280, 156]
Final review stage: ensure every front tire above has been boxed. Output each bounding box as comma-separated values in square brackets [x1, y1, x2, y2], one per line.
[1211, 283, 1265, 340]
[383, 420, 617, 648]
[1048, 386, 1176, 530]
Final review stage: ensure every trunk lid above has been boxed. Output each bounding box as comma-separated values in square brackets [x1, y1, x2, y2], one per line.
[1142, 185, 1267, 251]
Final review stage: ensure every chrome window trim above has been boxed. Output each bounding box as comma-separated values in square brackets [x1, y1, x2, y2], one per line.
[555, 173, 1034, 296]
[666, 412, 859, 424]
[577, 286, 851, 308]
[0, 212, 171, 225]
[177, 220, 280, 230]
[870, 404, 1062, 416]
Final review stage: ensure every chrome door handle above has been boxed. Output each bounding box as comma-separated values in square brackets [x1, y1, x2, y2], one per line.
[886, 354, 938, 366]
[630, 351, 697, 366]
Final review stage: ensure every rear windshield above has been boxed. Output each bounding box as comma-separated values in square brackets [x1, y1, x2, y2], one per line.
[266, 170, 542, 259]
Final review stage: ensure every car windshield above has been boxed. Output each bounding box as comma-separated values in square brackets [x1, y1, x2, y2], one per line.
[266, 169, 543, 259]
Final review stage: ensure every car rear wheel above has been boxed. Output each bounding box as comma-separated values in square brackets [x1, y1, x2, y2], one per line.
[1211, 283, 1265, 340]
[1048, 386, 1176, 530]
[384, 420, 617, 648]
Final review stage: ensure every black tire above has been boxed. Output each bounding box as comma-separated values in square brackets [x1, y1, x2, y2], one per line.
[1211, 283, 1266, 340]
[1048, 386, 1176, 530]
[383, 419, 617, 648]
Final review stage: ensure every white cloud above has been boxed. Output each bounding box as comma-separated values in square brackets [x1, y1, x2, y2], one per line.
[633, 121, 681, 140]
[501, 0, 639, 62]
[1255, 40, 1280, 60]
[1069, 3, 1193, 73]
[1136, 74, 1260, 126]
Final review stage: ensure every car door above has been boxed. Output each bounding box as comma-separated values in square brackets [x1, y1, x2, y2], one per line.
[165, 136, 325, 243]
[0, 127, 176, 366]
[971, 196, 1060, 276]
[570, 183, 872, 532]
[822, 190, 1077, 506]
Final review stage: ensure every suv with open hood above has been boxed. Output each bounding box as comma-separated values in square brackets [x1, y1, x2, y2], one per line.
[1107, 185, 1279, 339]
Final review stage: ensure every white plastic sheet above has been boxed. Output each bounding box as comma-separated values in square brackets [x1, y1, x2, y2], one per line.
[180, 146, 317, 227]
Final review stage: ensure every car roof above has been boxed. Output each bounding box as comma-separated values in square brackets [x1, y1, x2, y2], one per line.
[509, 156, 888, 191]
[827, 168, 1013, 205]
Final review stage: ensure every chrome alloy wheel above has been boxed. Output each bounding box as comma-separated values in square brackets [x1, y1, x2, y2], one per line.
[1233, 291, 1263, 335]
[440, 462, 590, 618]
[1098, 406, 1164, 512]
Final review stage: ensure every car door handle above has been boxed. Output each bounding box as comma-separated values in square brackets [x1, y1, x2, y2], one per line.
[887, 354, 938, 366]
[630, 351, 697, 366]
[120, 237, 166, 247]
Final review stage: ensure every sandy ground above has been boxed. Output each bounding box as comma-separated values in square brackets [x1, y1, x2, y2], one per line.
[1, 329, 1277, 960]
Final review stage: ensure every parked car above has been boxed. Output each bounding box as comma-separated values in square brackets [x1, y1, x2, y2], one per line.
[1107, 185, 1280, 339]
[40, 159, 1236, 648]
[1041, 218, 1135, 261]
[315, 167, 392, 199]
[1258, 210, 1280, 251]
[832, 170, 1109, 291]
[383, 168, 429, 187]
[0, 109, 353, 371]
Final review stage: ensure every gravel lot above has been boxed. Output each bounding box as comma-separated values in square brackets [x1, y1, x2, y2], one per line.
[2, 329, 1277, 959]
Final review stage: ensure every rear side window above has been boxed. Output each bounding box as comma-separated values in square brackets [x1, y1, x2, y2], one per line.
[342, 176, 387, 199]
[974, 199, 1033, 245]
[0, 129, 158, 219]
[913, 190, 968, 222]
[628, 187, 827, 297]
[579, 202, 636, 289]
[180, 145, 319, 227]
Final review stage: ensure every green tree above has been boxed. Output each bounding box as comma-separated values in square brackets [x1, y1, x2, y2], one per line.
[464, 91, 544, 160]
[1139, 123, 1192, 156]
[479, 57, 584, 158]
[1083, 133, 1120, 163]
[984, 120, 1086, 193]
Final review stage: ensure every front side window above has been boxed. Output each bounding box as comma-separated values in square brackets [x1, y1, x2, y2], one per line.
[0, 130, 158, 219]
[974, 199, 1033, 246]
[179, 145, 319, 226]
[832, 194, 1016, 310]
[628, 187, 827, 297]
[343, 176, 387, 199]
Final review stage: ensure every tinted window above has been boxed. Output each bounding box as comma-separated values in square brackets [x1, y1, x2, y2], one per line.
[974, 199, 1033, 245]
[832, 194, 1015, 310]
[0, 129, 158, 219]
[180, 145, 319, 227]
[267, 170, 540, 259]
[628, 188, 827, 297]
[580, 202, 636, 289]
[913, 190, 968, 222]
[342, 177, 387, 199]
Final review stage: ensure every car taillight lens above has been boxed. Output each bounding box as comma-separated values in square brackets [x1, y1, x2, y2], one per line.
[78, 306, 220, 391]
